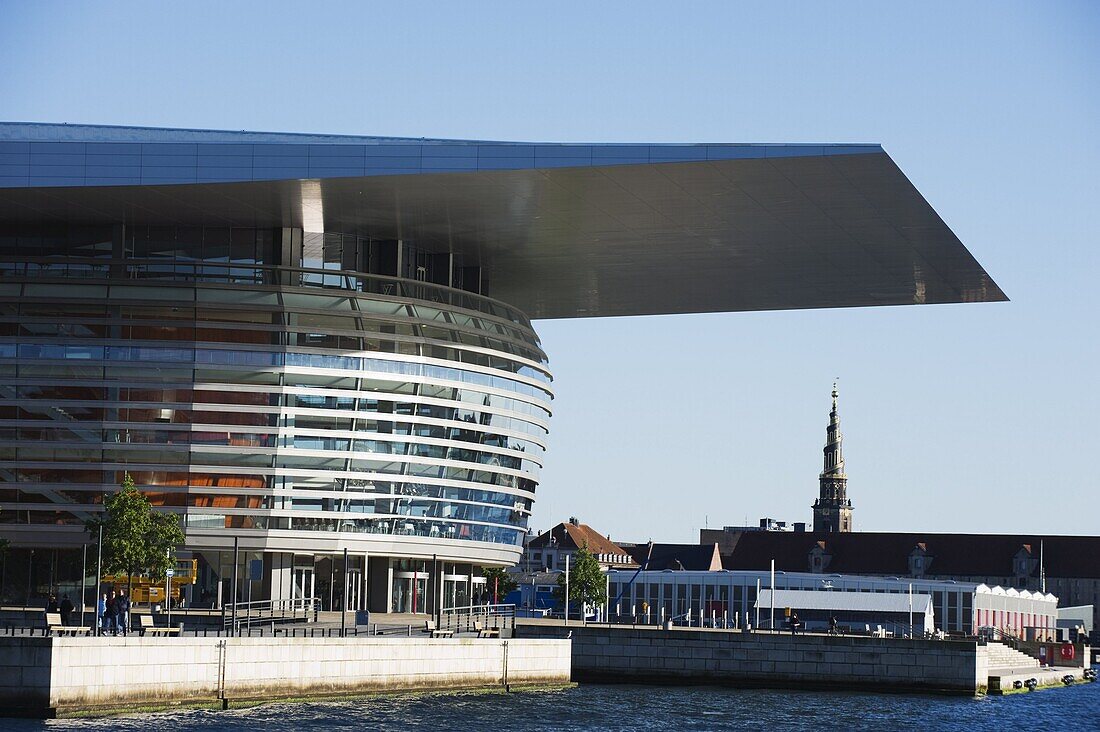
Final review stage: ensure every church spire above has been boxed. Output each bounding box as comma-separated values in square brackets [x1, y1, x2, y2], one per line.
[823, 381, 844, 477]
[813, 380, 854, 532]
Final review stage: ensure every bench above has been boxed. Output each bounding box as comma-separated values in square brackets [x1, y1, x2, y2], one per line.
[139, 615, 181, 636]
[44, 612, 90, 637]
[423, 619, 454, 638]
[474, 620, 500, 638]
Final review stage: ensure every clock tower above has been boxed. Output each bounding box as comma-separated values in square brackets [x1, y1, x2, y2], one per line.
[812, 382, 853, 533]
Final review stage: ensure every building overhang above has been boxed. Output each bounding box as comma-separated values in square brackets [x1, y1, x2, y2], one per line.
[0, 123, 1007, 319]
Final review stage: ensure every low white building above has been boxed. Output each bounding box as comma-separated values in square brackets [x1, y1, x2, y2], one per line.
[757, 588, 935, 635]
[606, 569, 1058, 635]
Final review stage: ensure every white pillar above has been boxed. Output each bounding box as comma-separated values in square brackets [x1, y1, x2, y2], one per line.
[770, 560, 775, 631]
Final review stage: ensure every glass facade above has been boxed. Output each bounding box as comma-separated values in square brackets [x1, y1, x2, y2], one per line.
[0, 224, 551, 567]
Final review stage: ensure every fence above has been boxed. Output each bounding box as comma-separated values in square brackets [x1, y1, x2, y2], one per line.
[441, 604, 516, 634]
[222, 597, 320, 631]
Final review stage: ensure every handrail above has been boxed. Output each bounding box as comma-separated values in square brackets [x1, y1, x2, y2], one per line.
[979, 625, 1025, 649]
[222, 597, 321, 629]
[440, 603, 516, 634]
[0, 257, 535, 329]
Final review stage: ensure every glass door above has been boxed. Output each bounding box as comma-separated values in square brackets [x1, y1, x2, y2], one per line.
[292, 566, 315, 606]
[391, 573, 428, 613]
[346, 569, 362, 611]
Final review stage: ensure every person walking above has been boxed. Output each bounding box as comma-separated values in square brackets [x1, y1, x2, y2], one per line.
[97, 593, 107, 634]
[46, 594, 59, 614]
[117, 589, 131, 636]
[59, 595, 74, 626]
[789, 611, 801, 636]
[828, 615, 839, 635]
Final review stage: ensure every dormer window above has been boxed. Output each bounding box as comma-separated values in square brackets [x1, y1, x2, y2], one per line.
[908, 545, 930, 577]
[808, 543, 831, 573]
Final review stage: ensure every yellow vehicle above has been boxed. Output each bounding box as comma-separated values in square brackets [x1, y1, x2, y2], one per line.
[102, 559, 198, 605]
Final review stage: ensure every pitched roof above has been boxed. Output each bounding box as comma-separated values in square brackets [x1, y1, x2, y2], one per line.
[710, 530, 1100, 578]
[527, 521, 630, 557]
[629, 543, 723, 572]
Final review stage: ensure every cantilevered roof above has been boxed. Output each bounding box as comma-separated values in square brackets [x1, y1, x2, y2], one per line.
[0, 122, 1006, 319]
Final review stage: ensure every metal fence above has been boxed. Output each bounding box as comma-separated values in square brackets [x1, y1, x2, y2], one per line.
[440, 604, 516, 634]
[222, 597, 320, 631]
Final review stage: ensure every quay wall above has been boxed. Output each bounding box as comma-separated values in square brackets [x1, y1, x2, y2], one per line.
[0, 636, 570, 717]
[516, 623, 988, 695]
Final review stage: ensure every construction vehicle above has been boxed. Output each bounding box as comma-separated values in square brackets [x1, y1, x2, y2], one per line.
[102, 558, 198, 605]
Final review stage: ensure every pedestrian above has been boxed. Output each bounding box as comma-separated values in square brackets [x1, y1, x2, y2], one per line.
[46, 594, 59, 614]
[828, 615, 838, 635]
[60, 594, 74, 626]
[117, 589, 131, 636]
[97, 593, 107, 633]
[789, 611, 801, 635]
[106, 590, 119, 635]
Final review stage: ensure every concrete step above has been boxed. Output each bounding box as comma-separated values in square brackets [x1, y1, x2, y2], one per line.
[986, 642, 1040, 668]
[987, 666, 1087, 694]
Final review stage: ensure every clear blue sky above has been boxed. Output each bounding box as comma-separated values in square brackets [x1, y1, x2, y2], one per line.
[2, 1, 1097, 541]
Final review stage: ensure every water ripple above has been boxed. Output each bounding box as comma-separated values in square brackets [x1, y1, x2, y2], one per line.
[7, 683, 1098, 732]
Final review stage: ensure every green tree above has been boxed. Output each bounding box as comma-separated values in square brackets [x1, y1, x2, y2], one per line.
[86, 473, 185, 600]
[554, 543, 607, 611]
[482, 566, 518, 603]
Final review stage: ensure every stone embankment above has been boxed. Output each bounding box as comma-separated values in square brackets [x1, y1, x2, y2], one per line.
[518, 622, 1092, 696]
[0, 636, 571, 718]
[517, 622, 998, 695]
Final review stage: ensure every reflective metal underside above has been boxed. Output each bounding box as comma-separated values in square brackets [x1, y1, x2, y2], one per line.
[0, 125, 1006, 319]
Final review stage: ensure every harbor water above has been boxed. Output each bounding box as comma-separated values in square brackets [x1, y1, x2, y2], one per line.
[8, 683, 1100, 731]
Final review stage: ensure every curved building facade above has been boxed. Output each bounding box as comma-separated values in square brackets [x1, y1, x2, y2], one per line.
[0, 123, 1005, 614]
[1, 225, 550, 611]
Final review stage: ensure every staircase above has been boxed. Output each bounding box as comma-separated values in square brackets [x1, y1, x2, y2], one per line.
[983, 641, 1089, 694]
[985, 641, 1040, 671]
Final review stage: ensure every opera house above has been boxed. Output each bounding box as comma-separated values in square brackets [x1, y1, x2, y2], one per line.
[0, 123, 1004, 613]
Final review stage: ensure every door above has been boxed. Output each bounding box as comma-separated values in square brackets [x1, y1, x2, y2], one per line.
[346, 569, 362, 611]
[392, 574, 428, 613]
[292, 566, 315, 607]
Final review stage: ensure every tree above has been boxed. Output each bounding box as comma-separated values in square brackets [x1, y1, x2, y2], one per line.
[482, 566, 518, 603]
[554, 543, 607, 612]
[86, 473, 185, 601]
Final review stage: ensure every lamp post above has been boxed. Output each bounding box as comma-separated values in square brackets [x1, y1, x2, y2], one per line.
[755, 578, 760, 631]
[564, 554, 570, 627]
[230, 536, 239, 636]
[95, 524, 103, 637]
[909, 583, 914, 637]
[166, 548, 172, 629]
[769, 559, 775, 632]
[341, 547, 348, 637]
[80, 543, 87, 629]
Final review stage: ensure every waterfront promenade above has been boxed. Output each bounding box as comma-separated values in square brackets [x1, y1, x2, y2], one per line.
[0, 633, 570, 719]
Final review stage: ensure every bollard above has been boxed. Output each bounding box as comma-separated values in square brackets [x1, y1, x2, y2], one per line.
[407, 625, 412, 637]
